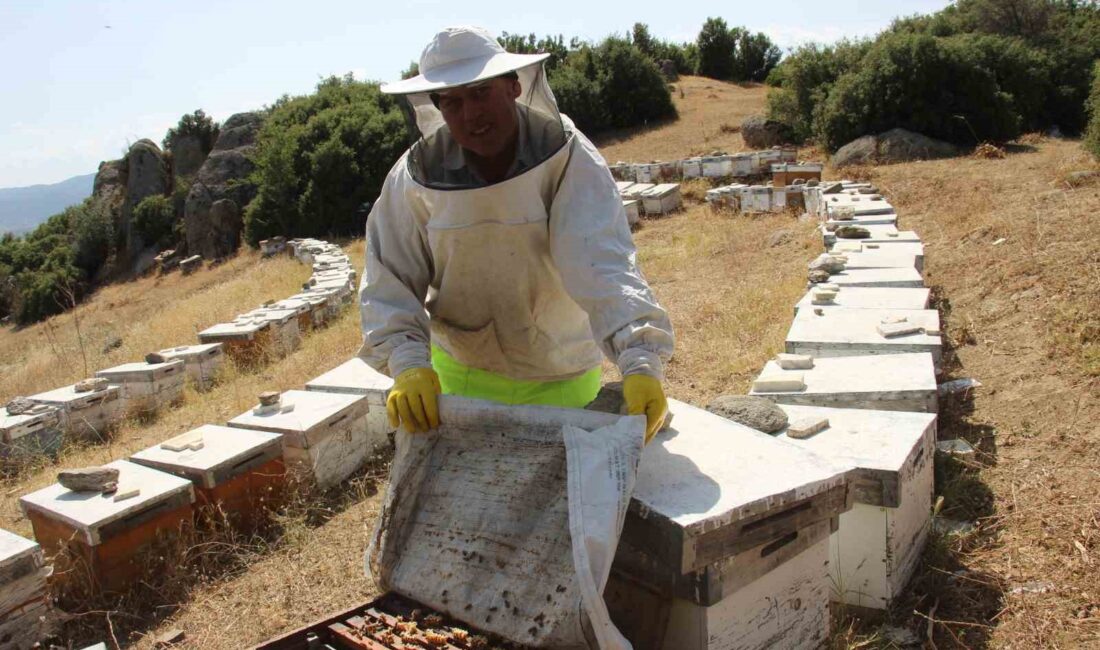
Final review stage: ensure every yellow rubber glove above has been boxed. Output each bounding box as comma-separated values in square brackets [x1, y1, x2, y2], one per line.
[623, 374, 668, 444]
[386, 367, 441, 433]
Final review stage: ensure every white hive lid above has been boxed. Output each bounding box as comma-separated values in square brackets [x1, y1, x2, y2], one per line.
[227, 389, 366, 443]
[0, 528, 40, 572]
[130, 424, 283, 489]
[29, 382, 121, 406]
[305, 358, 393, 396]
[19, 459, 194, 545]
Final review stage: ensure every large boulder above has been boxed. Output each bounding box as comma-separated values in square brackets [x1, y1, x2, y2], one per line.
[832, 128, 958, 167]
[741, 115, 794, 149]
[120, 139, 170, 268]
[170, 133, 208, 179]
[184, 112, 263, 259]
[92, 159, 128, 237]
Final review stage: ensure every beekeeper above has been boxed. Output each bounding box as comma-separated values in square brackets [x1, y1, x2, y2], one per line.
[358, 25, 674, 441]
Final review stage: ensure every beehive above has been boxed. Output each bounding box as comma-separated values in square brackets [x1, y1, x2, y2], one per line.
[773, 405, 937, 611]
[286, 291, 331, 328]
[29, 382, 123, 441]
[305, 358, 394, 442]
[622, 182, 655, 202]
[840, 247, 925, 273]
[197, 318, 273, 364]
[701, 155, 732, 178]
[772, 162, 823, 186]
[823, 226, 922, 247]
[681, 158, 702, 178]
[750, 352, 938, 413]
[0, 529, 51, 648]
[795, 286, 932, 313]
[243, 307, 301, 355]
[606, 400, 851, 649]
[227, 390, 378, 489]
[0, 404, 64, 466]
[157, 343, 225, 390]
[20, 460, 194, 594]
[269, 297, 314, 333]
[824, 266, 925, 289]
[639, 183, 682, 216]
[785, 307, 943, 370]
[95, 359, 186, 415]
[130, 425, 285, 531]
[623, 200, 641, 227]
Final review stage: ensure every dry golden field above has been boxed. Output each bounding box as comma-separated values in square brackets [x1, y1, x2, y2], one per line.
[1, 76, 1097, 648]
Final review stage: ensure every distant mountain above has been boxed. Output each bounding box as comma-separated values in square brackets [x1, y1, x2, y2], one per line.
[0, 173, 96, 236]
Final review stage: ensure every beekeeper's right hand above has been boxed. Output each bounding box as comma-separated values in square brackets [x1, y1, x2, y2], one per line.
[386, 367, 441, 433]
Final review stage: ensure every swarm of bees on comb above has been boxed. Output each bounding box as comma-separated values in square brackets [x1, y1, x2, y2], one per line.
[329, 595, 522, 650]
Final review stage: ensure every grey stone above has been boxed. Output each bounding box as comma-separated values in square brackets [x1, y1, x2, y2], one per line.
[705, 395, 788, 433]
[145, 352, 168, 364]
[832, 128, 958, 167]
[101, 335, 123, 353]
[1067, 170, 1099, 186]
[767, 229, 793, 248]
[258, 391, 281, 406]
[808, 269, 832, 284]
[170, 132, 208, 179]
[4, 397, 34, 415]
[58, 466, 120, 493]
[805, 179, 819, 187]
[740, 115, 794, 149]
[74, 377, 109, 393]
[809, 253, 845, 274]
[835, 225, 871, 239]
[821, 182, 844, 194]
[121, 139, 171, 269]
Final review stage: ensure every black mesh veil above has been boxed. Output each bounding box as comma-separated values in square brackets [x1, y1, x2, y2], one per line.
[396, 63, 568, 190]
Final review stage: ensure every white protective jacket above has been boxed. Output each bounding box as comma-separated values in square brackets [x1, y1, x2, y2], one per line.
[358, 122, 674, 383]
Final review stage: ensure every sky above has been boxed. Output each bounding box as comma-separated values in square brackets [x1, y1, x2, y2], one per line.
[0, 0, 952, 189]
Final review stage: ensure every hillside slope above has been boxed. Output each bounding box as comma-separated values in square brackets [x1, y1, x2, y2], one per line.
[0, 172, 94, 234]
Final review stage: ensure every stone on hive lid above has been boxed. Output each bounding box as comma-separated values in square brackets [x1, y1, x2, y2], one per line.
[704, 395, 788, 433]
[4, 397, 33, 415]
[74, 377, 109, 393]
[777, 353, 814, 370]
[57, 466, 119, 493]
[752, 372, 806, 393]
[145, 352, 168, 364]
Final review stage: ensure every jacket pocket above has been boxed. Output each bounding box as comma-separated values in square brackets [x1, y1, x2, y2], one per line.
[432, 318, 511, 376]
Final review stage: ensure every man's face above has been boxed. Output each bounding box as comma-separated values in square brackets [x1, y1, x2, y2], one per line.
[435, 76, 522, 159]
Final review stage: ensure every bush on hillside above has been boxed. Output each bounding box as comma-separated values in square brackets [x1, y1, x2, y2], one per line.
[696, 18, 737, 80]
[815, 32, 1020, 151]
[244, 75, 407, 245]
[163, 109, 220, 154]
[1086, 62, 1100, 160]
[68, 199, 114, 277]
[133, 195, 177, 249]
[551, 37, 676, 134]
[498, 32, 571, 74]
[695, 18, 781, 82]
[765, 40, 872, 142]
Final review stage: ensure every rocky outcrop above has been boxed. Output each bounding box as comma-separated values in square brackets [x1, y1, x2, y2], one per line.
[832, 128, 958, 167]
[184, 112, 263, 259]
[170, 133, 208, 179]
[121, 139, 170, 269]
[741, 115, 794, 149]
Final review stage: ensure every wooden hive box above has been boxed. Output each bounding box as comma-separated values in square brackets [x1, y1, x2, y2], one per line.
[634, 163, 657, 183]
[623, 200, 641, 227]
[0, 405, 64, 467]
[825, 212, 900, 229]
[158, 343, 225, 390]
[771, 185, 789, 209]
[243, 307, 302, 355]
[198, 318, 272, 364]
[825, 194, 896, 217]
[730, 153, 754, 176]
[305, 358, 394, 442]
[823, 266, 925, 289]
[20, 460, 194, 595]
[701, 156, 732, 178]
[0, 528, 52, 648]
[271, 297, 315, 333]
[95, 359, 186, 415]
[795, 286, 932, 313]
[130, 424, 285, 531]
[29, 382, 123, 441]
[772, 162, 823, 187]
[227, 390, 375, 490]
[640, 184, 682, 216]
[616, 180, 636, 194]
[741, 186, 772, 213]
[681, 158, 702, 178]
[785, 307, 943, 371]
[286, 292, 331, 328]
[300, 287, 346, 320]
[772, 405, 937, 611]
[750, 352, 938, 413]
[606, 400, 851, 650]
[311, 278, 354, 304]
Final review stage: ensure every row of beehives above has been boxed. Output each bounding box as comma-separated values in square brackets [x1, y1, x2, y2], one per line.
[608, 149, 805, 183]
[599, 180, 940, 650]
[0, 239, 357, 478]
[617, 181, 683, 224]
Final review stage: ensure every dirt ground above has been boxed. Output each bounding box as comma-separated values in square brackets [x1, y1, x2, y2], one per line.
[2, 78, 1097, 648]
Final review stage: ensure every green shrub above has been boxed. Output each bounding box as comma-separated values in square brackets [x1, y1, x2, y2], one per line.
[245, 75, 407, 245]
[815, 32, 1020, 151]
[1085, 62, 1100, 160]
[765, 40, 871, 142]
[132, 195, 176, 249]
[68, 199, 114, 277]
[549, 63, 607, 135]
[163, 109, 219, 154]
[943, 33, 1054, 132]
[696, 17, 737, 80]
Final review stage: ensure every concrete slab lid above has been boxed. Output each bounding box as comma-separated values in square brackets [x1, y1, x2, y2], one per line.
[841, 251, 922, 270]
[641, 183, 681, 197]
[787, 307, 941, 346]
[305, 358, 394, 395]
[287, 292, 328, 306]
[615, 181, 635, 192]
[157, 343, 223, 359]
[228, 389, 366, 435]
[827, 266, 925, 287]
[244, 307, 297, 324]
[843, 242, 925, 257]
[312, 278, 352, 290]
[632, 399, 849, 536]
[0, 528, 39, 571]
[130, 424, 282, 488]
[271, 298, 311, 314]
[751, 353, 938, 396]
[772, 404, 936, 477]
[19, 459, 194, 545]
[199, 320, 268, 336]
[29, 382, 121, 405]
[796, 287, 931, 311]
[96, 359, 184, 376]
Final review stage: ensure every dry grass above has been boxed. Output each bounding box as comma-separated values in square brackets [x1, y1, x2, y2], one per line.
[593, 76, 768, 163]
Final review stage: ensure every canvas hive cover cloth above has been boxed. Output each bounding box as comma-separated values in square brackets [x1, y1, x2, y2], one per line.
[367, 396, 646, 649]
